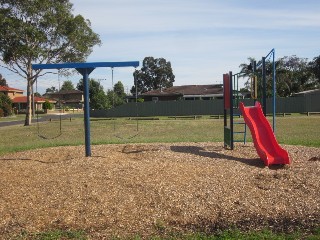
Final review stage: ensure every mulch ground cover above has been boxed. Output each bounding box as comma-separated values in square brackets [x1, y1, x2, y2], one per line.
[0, 142, 319, 239]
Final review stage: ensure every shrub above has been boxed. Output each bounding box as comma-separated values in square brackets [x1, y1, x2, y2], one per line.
[0, 93, 13, 116]
[43, 100, 53, 110]
[2, 103, 12, 116]
[0, 109, 3, 117]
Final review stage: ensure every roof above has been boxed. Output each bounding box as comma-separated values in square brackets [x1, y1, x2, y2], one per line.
[141, 84, 224, 97]
[292, 89, 320, 96]
[0, 86, 24, 92]
[13, 96, 56, 103]
[46, 90, 83, 95]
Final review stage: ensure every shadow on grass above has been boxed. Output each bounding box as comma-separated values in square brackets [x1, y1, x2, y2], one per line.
[170, 145, 265, 168]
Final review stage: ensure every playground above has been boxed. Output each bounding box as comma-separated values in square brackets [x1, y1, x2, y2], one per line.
[0, 141, 319, 238]
[0, 53, 319, 238]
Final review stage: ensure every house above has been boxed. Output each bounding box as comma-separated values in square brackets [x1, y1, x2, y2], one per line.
[140, 84, 225, 101]
[0, 86, 24, 99]
[12, 96, 56, 113]
[1, 85, 57, 113]
[44, 89, 84, 109]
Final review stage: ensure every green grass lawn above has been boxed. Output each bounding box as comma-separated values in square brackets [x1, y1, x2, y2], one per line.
[13, 227, 320, 240]
[0, 114, 26, 122]
[0, 115, 319, 156]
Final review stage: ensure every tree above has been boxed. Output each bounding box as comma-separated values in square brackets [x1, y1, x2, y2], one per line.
[131, 57, 175, 95]
[239, 55, 317, 98]
[45, 86, 58, 94]
[42, 99, 53, 110]
[238, 57, 256, 91]
[114, 81, 126, 98]
[34, 92, 41, 97]
[60, 80, 75, 91]
[0, 0, 101, 125]
[107, 81, 126, 107]
[0, 92, 12, 116]
[0, 74, 8, 86]
[309, 55, 320, 87]
[77, 78, 109, 109]
[276, 56, 313, 96]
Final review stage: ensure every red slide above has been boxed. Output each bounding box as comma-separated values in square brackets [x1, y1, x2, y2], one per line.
[239, 101, 290, 166]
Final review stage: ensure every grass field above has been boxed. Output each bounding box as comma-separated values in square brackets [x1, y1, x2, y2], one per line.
[0, 114, 319, 156]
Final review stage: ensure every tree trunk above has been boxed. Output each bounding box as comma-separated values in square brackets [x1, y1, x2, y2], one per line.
[24, 79, 32, 126]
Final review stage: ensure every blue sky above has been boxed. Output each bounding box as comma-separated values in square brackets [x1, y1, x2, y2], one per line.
[3, 0, 320, 94]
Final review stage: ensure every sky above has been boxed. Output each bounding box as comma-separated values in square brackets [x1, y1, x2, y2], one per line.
[2, 0, 320, 94]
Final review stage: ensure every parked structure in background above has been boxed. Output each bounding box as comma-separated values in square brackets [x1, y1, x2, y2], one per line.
[0, 85, 56, 113]
[138, 84, 242, 102]
[44, 90, 84, 110]
[12, 96, 56, 113]
[0, 86, 24, 99]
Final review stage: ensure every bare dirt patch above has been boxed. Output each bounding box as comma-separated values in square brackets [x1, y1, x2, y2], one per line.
[0, 142, 319, 239]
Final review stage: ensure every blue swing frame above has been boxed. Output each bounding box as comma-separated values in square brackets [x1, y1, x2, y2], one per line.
[32, 61, 139, 157]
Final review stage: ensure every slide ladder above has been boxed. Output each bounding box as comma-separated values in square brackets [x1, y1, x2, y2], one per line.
[232, 91, 247, 144]
[233, 114, 247, 144]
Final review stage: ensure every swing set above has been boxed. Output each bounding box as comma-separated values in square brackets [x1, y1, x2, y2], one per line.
[110, 67, 140, 140]
[35, 69, 63, 140]
[32, 61, 139, 157]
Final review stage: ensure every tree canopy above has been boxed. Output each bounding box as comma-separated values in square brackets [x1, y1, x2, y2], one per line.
[0, 92, 12, 116]
[107, 81, 126, 107]
[0, 0, 101, 125]
[131, 57, 175, 95]
[77, 78, 109, 110]
[309, 55, 320, 87]
[239, 55, 319, 97]
[45, 86, 58, 94]
[0, 74, 8, 86]
[60, 80, 75, 91]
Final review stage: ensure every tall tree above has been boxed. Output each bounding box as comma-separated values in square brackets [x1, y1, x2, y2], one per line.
[114, 81, 126, 98]
[0, 0, 101, 125]
[238, 57, 256, 91]
[107, 81, 126, 107]
[60, 80, 75, 91]
[77, 78, 109, 109]
[276, 55, 313, 96]
[0, 74, 8, 86]
[309, 55, 320, 87]
[131, 57, 175, 95]
[0, 92, 12, 116]
[45, 86, 58, 94]
[34, 92, 41, 97]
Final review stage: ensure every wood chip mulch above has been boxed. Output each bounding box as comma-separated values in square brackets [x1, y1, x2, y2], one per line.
[0, 142, 319, 239]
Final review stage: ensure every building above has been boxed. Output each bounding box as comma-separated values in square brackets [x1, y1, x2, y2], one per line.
[44, 90, 84, 109]
[0, 86, 24, 99]
[140, 84, 225, 101]
[0, 85, 57, 113]
[12, 96, 56, 113]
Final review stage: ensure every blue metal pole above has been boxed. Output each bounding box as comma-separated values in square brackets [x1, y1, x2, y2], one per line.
[272, 49, 276, 133]
[262, 57, 267, 116]
[229, 71, 234, 150]
[83, 69, 91, 157]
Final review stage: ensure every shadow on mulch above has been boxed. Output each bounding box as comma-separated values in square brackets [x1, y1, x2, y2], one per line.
[170, 145, 265, 168]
